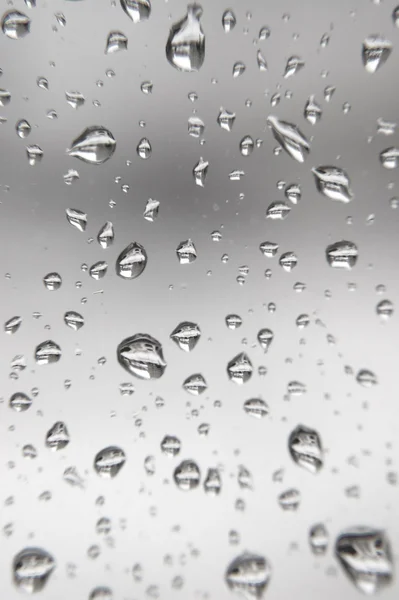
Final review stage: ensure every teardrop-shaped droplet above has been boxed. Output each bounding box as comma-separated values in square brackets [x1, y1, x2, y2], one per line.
[243, 398, 269, 419]
[170, 321, 201, 352]
[266, 201, 291, 220]
[120, 0, 151, 23]
[89, 261, 108, 280]
[66, 207, 87, 231]
[193, 157, 208, 186]
[105, 30, 128, 53]
[161, 435, 181, 457]
[257, 328, 273, 352]
[222, 9, 236, 32]
[16, 119, 31, 138]
[67, 126, 116, 165]
[174, 459, 200, 490]
[137, 137, 151, 159]
[46, 422, 70, 451]
[204, 468, 221, 495]
[176, 239, 197, 264]
[97, 222, 114, 248]
[65, 90, 85, 109]
[43, 272, 62, 291]
[26, 145, 43, 166]
[166, 4, 205, 72]
[309, 524, 329, 555]
[143, 198, 159, 222]
[10, 392, 32, 412]
[240, 135, 254, 156]
[116, 242, 147, 279]
[362, 35, 392, 73]
[336, 528, 393, 595]
[217, 108, 235, 132]
[35, 341, 61, 365]
[259, 26, 270, 40]
[267, 115, 310, 162]
[288, 424, 323, 473]
[188, 115, 205, 138]
[183, 373, 207, 395]
[257, 49, 268, 71]
[326, 240, 358, 269]
[13, 548, 55, 593]
[227, 352, 253, 384]
[0, 88, 11, 106]
[284, 55, 305, 78]
[117, 333, 166, 379]
[94, 446, 126, 478]
[225, 552, 271, 598]
[2, 11, 30, 39]
[233, 61, 246, 78]
[64, 311, 84, 331]
[304, 95, 322, 125]
[312, 166, 353, 202]
[380, 147, 399, 169]
[5, 315, 22, 334]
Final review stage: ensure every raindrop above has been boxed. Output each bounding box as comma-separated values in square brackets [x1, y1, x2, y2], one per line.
[13, 548, 55, 593]
[54, 12, 66, 27]
[225, 553, 271, 598]
[120, 0, 151, 24]
[326, 241, 358, 269]
[222, 9, 236, 32]
[356, 369, 377, 387]
[278, 488, 300, 510]
[141, 80, 153, 94]
[176, 239, 197, 264]
[170, 322, 201, 352]
[229, 170, 245, 181]
[26, 145, 43, 166]
[362, 36, 392, 73]
[188, 116, 205, 138]
[217, 108, 235, 132]
[9, 392, 32, 412]
[393, 6, 399, 27]
[16, 119, 31, 138]
[183, 373, 207, 395]
[296, 314, 310, 328]
[63, 169, 79, 185]
[97, 222, 114, 248]
[227, 353, 253, 384]
[137, 137, 151, 159]
[67, 126, 116, 165]
[312, 166, 353, 202]
[2, 11, 30, 39]
[279, 252, 297, 272]
[204, 468, 221, 495]
[89, 587, 113, 600]
[243, 398, 269, 419]
[64, 311, 84, 331]
[257, 328, 273, 352]
[193, 157, 208, 186]
[117, 333, 166, 379]
[143, 198, 159, 222]
[226, 314, 242, 329]
[309, 524, 329, 555]
[257, 49, 268, 71]
[37, 76, 48, 90]
[5, 315, 22, 334]
[376, 299, 393, 319]
[233, 61, 246, 78]
[166, 4, 205, 72]
[116, 242, 147, 279]
[336, 528, 393, 595]
[89, 261, 107, 281]
[266, 201, 291, 220]
[94, 446, 126, 478]
[238, 465, 253, 490]
[161, 435, 181, 457]
[46, 422, 70, 451]
[43, 272, 62, 291]
[65, 91, 85, 109]
[105, 30, 128, 53]
[304, 95, 322, 125]
[35, 341, 61, 365]
[240, 135, 254, 156]
[377, 118, 396, 136]
[284, 55, 305, 78]
[174, 459, 200, 490]
[288, 425, 323, 473]
[267, 115, 310, 162]
[259, 26, 270, 40]
[63, 466, 85, 488]
[66, 208, 87, 232]
[144, 455, 156, 475]
[0, 89, 11, 106]
[259, 242, 279, 257]
[285, 183, 301, 204]
[380, 147, 399, 169]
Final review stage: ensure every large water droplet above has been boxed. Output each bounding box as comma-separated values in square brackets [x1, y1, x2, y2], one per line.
[309, 523, 329, 555]
[65, 91, 85, 109]
[137, 137, 151, 159]
[64, 311, 84, 331]
[97, 222, 114, 248]
[304, 95, 322, 125]
[193, 157, 208, 186]
[356, 369, 377, 388]
[35, 341, 61, 365]
[326, 241, 358, 269]
[89, 261, 108, 280]
[284, 55, 304, 78]
[117, 333, 166, 379]
[16, 119, 31, 138]
[166, 4, 205, 72]
[116, 242, 147, 279]
[67, 126, 116, 165]
[267, 115, 310, 162]
[43, 272, 62, 291]
[204, 468, 221, 495]
[222, 9, 236, 32]
[336, 528, 393, 595]
[183, 373, 207, 395]
[227, 353, 253, 384]
[120, 0, 151, 23]
[2, 11, 30, 39]
[288, 425, 323, 473]
[66, 208, 87, 232]
[10, 392, 32, 412]
[217, 108, 235, 132]
[161, 435, 181, 457]
[105, 30, 128, 53]
[312, 166, 353, 202]
[174, 459, 200, 490]
[362, 36, 392, 73]
[13, 548, 55, 593]
[46, 422, 70, 451]
[380, 147, 399, 169]
[5, 315, 22, 334]
[170, 321, 201, 351]
[225, 552, 271, 598]
[176, 239, 197, 264]
[243, 398, 269, 419]
[94, 446, 126, 478]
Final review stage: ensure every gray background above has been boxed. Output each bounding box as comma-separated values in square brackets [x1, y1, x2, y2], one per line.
[0, 0, 398, 598]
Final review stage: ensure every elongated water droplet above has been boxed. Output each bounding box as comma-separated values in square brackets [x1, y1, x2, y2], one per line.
[238, 465, 253, 490]
[89, 587, 113, 600]
[67, 126, 116, 164]
[94, 446, 126, 478]
[362, 36, 392, 73]
[0, 88, 11, 106]
[37, 76, 48, 90]
[289, 425, 323, 473]
[312, 166, 353, 202]
[225, 552, 271, 598]
[143, 198, 159, 222]
[105, 30, 128, 53]
[174, 459, 200, 490]
[137, 137, 151, 159]
[393, 6, 399, 27]
[117, 333, 166, 379]
[336, 528, 393, 595]
[35, 341, 61, 365]
[266, 201, 291, 220]
[63, 466, 85, 489]
[227, 352, 253, 384]
[183, 373, 207, 395]
[64, 311, 84, 331]
[193, 157, 208, 186]
[204, 468, 221, 495]
[376, 299, 393, 319]
[97, 222, 114, 248]
[166, 4, 205, 72]
[188, 115, 204, 138]
[2, 11, 30, 39]
[46, 422, 70, 451]
[89, 261, 108, 280]
[161, 435, 181, 457]
[257, 328, 273, 352]
[243, 398, 268, 419]
[66, 207, 87, 232]
[10, 392, 32, 412]
[285, 183, 301, 204]
[16, 119, 31, 138]
[309, 524, 329, 555]
[380, 147, 399, 169]
[326, 240, 358, 269]
[65, 91, 85, 109]
[240, 135, 254, 156]
[13, 548, 55, 593]
[116, 242, 147, 279]
[217, 107, 235, 132]
[5, 315, 22, 334]
[304, 95, 322, 125]
[233, 61, 246, 77]
[176, 239, 197, 264]
[267, 115, 310, 162]
[43, 272, 62, 291]
[120, 0, 151, 23]
[356, 369, 377, 387]
[222, 9, 236, 32]
[257, 49, 267, 71]
[278, 488, 300, 510]
[26, 145, 43, 166]
[284, 55, 304, 78]
[170, 321, 201, 351]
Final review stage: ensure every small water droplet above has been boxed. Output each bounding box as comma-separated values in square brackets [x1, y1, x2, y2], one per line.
[257, 49, 268, 71]
[43, 272, 62, 291]
[174, 459, 200, 490]
[284, 55, 304, 78]
[16, 119, 31, 138]
[35, 340, 61, 365]
[2, 11, 30, 39]
[380, 147, 399, 169]
[176, 239, 197, 264]
[5, 315, 22, 334]
[66, 208, 87, 232]
[166, 4, 205, 72]
[105, 30, 128, 53]
[183, 373, 207, 395]
[67, 126, 116, 164]
[13, 548, 55, 593]
[141, 80, 153, 94]
[312, 166, 353, 202]
[289, 425, 323, 473]
[239, 135, 254, 156]
[217, 107, 235, 132]
[279, 252, 297, 272]
[243, 398, 268, 419]
[393, 6, 399, 27]
[65, 91, 85, 109]
[188, 115, 205, 138]
[94, 446, 126, 478]
[143, 198, 159, 222]
[204, 468, 221, 495]
[26, 145, 43, 166]
[267, 115, 310, 162]
[89, 261, 108, 280]
[225, 553, 271, 598]
[233, 61, 246, 78]
[37, 76, 49, 90]
[120, 0, 151, 23]
[137, 137, 151, 159]
[284, 183, 301, 204]
[356, 369, 377, 387]
[376, 299, 393, 319]
[116, 242, 147, 279]
[193, 157, 208, 186]
[117, 333, 166, 379]
[326, 241, 358, 269]
[362, 35, 392, 73]
[222, 9, 236, 33]
[170, 322, 201, 352]
[257, 328, 273, 352]
[97, 222, 114, 248]
[0, 88, 11, 106]
[64, 311, 84, 331]
[161, 435, 181, 457]
[46, 422, 70, 451]
[278, 488, 300, 510]
[226, 314, 242, 329]
[304, 95, 322, 125]
[227, 352, 253, 384]
[309, 524, 329, 555]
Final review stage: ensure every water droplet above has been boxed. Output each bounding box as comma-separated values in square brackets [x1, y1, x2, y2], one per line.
[376, 299, 393, 319]
[312, 166, 353, 202]
[257, 328, 273, 353]
[193, 157, 208, 186]
[233, 61, 246, 78]
[278, 488, 300, 510]
[284, 183, 301, 204]
[67, 126, 116, 165]
[63, 466, 85, 489]
[356, 369, 377, 388]
[120, 0, 151, 23]
[137, 137, 151, 159]
[362, 36, 392, 73]
[10, 392, 32, 412]
[376, 118, 396, 136]
[188, 91, 198, 102]
[238, 465, 253, 490]
[166, 4, 205, 72]
[16, 119, 31, 138]
[225, 552, 271, 598]
[66, 208, 87, 232]
[46, 422, 70, 451]
[54, 12, 66, 27]
[188, 115, 205, 138]
[94, 446, 126, 478]
[5, 315, 22, 334]
[217, 107, 235, 132]
[304, 95, 322, 125]
[89, 587, 113, 600]
[161, 435, 181, 457]
[65, 91, 85, 109]
[393, 6, 399, 27]
[229, 169, 245, 181]
[309, 524, 329, 555]
[257, 49, 268, 71]
[89, 261, 107, 280]
[36, 76, 48, 90]
[284, 55, 304, 78]
[204, 468, 221, 495]
[266, 201, 291, 220]
[177, 239, 197, 264]
[97, 222, 114, 248]
[243, 398, 268, 419]
[183, 373, 207, 395]
[380, 147, 399, 169]
[222, 9, 236, 32]
[226, 314, 242, 329]
[43, 272, 62, 291]
[116, 242, 147, 279]
[289, 425, 323, 473]
[227, 352, 253, 384]
[2, 11, 30, 39]
[64, 311, 84, 331]
[296, 314, 310, 328]
[35, 341, 61, 365]
[26, 145, 43, 166]
[326, 241, 358, 269]
[0, 88, 11, 106]
[117, 333, 166, 379]
[143, 198, 159, 222]
[105, 30, 128, 53]
[13, 548, 55, 593]
[141, 80, 153, 94]
[174, 459, 200, 490]
[170, 322, 201, 352]
[267, 115, 310, 162]
[259, 241, 278, 257]
[336, 528, 393, 595]
[240, 135, 254, 156]
[63, 169, 79, 186]
[279, 252, 297, 272]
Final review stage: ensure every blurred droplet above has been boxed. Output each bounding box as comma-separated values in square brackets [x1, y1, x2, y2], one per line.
[13, 548, 55, 593]
[222, 9, 236, 32]
[5, 315, 22, 334]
